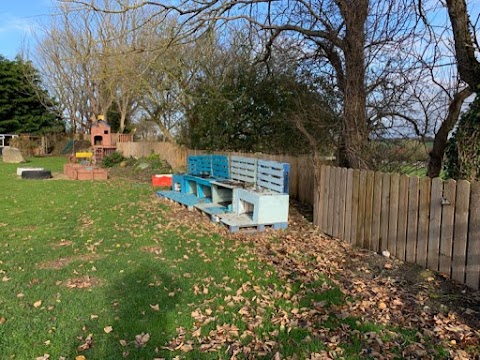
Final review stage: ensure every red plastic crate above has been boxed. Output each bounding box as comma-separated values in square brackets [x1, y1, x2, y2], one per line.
[152, 174, 173, 187]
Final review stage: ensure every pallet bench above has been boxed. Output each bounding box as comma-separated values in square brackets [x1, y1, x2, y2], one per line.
[157, 155, 290, 232]
[158, 155, 229, 208]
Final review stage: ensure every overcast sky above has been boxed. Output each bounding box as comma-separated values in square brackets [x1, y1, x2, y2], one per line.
[0, 0, 55, 59]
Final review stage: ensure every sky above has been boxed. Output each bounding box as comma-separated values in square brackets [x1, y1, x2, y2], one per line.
[0, 0, 55, 59]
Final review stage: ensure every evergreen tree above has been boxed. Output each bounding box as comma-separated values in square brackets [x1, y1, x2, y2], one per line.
[0, 56, 63, 134]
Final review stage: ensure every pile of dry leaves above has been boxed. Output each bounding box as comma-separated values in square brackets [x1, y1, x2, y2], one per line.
[160, 199, 480, 359]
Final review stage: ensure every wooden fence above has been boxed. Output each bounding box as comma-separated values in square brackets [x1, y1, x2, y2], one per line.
[314, 166, 480, 290]
[116, 142, 188, 170]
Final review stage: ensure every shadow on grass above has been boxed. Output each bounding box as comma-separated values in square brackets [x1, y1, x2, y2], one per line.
[78, 265, 180, 359]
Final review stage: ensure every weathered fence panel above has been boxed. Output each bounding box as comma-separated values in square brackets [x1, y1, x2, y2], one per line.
[371, 172, 383, 252]
[466, 182, 480, 289]
[439, 179, 456, 277]
[396, 175, 409, 261]
[315, 165, 479, 290]
[406, 176, 419, 263]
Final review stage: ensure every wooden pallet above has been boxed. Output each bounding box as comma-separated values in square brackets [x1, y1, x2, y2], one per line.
[156, 191, 211, 210]
[218, 213, 288, 233]
[194, 203, 231, 223]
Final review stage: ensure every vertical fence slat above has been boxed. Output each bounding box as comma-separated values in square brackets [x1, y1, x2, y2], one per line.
[428, 177, 443, 271]
[388, 174, 400, 256]
[364, 171, 375, 249]
[338, 168, 348, 240]
[466, 181, 480, 290]
[406, 176, 419, 263]
[371, 172, 383, 253]
[439, 179, 457, 277]
[396, 175, 409, 261]
[452, 180, 470, 284]
[380, 173, 391, 252]
[327, 167, 335, 236]
[314, 167, 323, 227]
[344, 169, 354, 243]
[416, 177, 432, 268]
[333, 167, 342, 237]
[322, 166, 331, 233]
[356, 170, 367, 247]
[350, 170, 360, 245]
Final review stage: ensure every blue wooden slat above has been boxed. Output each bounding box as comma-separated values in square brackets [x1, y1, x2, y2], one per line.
[187, 155, 212, 176]
[211, 155, 229, 178]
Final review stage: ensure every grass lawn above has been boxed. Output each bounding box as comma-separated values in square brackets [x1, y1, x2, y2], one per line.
[0, 157, 478, 359]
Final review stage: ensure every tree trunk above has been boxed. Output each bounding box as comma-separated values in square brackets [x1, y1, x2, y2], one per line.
[339, 0, 370, 169]
[427, 88, 472, 178]
[445, 0, 480, 90]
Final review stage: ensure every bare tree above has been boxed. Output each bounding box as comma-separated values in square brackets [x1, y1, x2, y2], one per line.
[60, 0, 422, 169]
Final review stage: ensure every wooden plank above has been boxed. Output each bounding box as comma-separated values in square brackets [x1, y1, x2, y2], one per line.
[344, 169, 354, 243]
[466, 181, 480, 290]
[416, 177, 432, 268]
[338, 168, 348, 240]
[380, 172, 391, 252]
[363, 171, 375, 249]
[406, 176, 419, 263]
[388, 174, 400, 256]
[396, 175, 409, 261]
[322, 166, 331, 232]
[350, 170, 360, 245]
[356, 170, 367, 247]
[327, 167, 335, 236]
[370, 171, 383, 253]
[333, 167, 341, 238]
[439, 179, 457, 277]
[427, 177, 443, 272]
[315, 166, 325, 228]
[452, 180, 470, 284]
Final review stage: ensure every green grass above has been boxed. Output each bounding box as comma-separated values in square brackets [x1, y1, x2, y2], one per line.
[0, 157, 449, 359]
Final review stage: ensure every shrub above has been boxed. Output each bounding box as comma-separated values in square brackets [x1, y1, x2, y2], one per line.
[102, 151, 126, 168]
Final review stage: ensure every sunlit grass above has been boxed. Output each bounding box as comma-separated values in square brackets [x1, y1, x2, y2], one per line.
[0, 157, 449, 359]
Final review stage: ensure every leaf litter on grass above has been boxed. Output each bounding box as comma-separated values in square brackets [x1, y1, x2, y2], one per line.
[152, 195, 480, 359]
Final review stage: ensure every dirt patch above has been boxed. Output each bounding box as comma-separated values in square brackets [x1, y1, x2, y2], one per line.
[37, 254, 102, 270]
[64, 275, 102, 289]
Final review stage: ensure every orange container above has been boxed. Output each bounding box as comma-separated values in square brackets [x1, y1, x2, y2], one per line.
[152, 174, 172, 187]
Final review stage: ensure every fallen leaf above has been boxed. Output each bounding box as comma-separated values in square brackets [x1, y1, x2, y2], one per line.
[0, 317, 6, 324]
[104, 326, 113, 334]
[36, 355, 50, 360]
[150, 304, 160, 311]
[33, 300, 43, 308]
[119, 339, 128, 346]
[135, 332, 150, 347]
[90, 314, 98, 320]
[77, 334, 93, 351]
[75, 356, 86, 360]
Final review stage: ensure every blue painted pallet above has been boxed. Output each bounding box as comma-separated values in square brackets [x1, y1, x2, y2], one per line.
[156, 190, 211, 210]
[187, 155, 212, 176]
[257, 159, 290, 194]
[211, 155, 229, 178]
[218, 213, 288, 233]
[194, 203, 230, 222]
